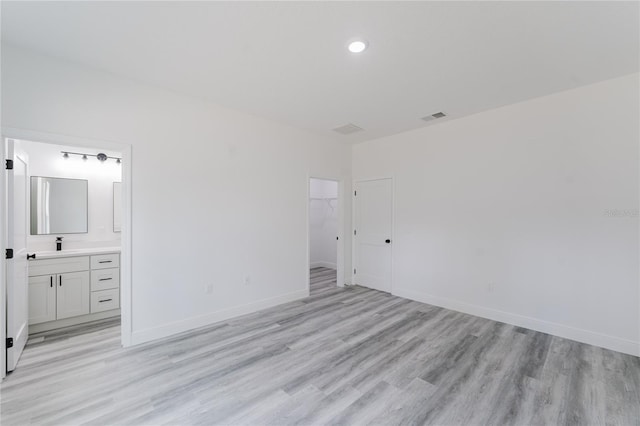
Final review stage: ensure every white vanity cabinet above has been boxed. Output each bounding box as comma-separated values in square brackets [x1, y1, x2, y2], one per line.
[30, 271, 91, 322]
[56, 271, 91, 319]
[30, 272, 92, 324]
[90, 253, 120, 313]
[28, 256, 91, 325]
[28, 275, 56, 324]
[28, 251, 120, 331]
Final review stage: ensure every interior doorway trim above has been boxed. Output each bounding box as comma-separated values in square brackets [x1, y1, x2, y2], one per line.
[352, 176, 395, 294]
[0, 128, 133, 378]
[306, 174, 346, 294]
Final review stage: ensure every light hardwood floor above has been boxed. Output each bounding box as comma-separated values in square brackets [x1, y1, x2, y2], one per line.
[1, 267, 639, 425]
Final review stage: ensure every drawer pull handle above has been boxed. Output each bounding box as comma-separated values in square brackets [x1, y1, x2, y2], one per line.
[98, 260, 112, 264]
[99, 278, 113, 281]
[99, 299, 113, 303]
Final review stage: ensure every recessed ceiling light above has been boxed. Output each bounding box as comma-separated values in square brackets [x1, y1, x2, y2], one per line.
[348, 40, 368, 53]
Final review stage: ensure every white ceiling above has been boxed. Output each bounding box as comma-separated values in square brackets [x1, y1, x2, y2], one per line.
[2, 1, 638, 144]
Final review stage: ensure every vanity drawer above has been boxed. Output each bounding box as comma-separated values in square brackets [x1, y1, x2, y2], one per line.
[91, 288, 120, 313]
[91, 253, 120, 270]
[29, 256, 90, 277]
[91, 267, 120, 291]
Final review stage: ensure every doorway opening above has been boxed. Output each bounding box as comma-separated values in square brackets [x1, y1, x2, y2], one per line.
[2, 133, 131, 378]
[309, 178, 339, 296]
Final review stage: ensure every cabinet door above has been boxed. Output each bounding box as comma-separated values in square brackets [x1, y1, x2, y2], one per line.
[29, 275, 56, 324]
[56, 271, 90, 320]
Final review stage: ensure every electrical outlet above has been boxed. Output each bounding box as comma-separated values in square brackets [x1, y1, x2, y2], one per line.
[244, 275, 251, 286]
[206, 284, 213, 294]
[487, 282, 495, 292]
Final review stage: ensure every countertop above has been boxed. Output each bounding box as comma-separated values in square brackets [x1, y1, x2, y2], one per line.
[28, 247, 121, 260]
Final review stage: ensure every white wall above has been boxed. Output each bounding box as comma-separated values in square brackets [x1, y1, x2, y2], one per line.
[309, 178, 338, 269]
[22, 140, 122, 252]
[353, 74, 640, 356]
[2, 45, 352, 344]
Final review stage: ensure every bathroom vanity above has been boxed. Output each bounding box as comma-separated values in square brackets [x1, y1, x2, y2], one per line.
[28, 248, 121, 333]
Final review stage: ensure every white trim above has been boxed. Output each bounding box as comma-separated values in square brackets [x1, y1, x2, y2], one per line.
[131, 289, 308, 345]
[310, 261, 337, 270]
[393, 287, 640, 357]
[352, 176, 395, 293]
[0, 127, 134, 349]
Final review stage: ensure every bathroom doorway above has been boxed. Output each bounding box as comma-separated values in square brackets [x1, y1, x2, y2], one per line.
[308, 178, 339, 295]
[1, 131, 131, 378]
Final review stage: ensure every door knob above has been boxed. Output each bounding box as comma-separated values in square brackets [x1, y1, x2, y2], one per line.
[385, 239, 391, 244]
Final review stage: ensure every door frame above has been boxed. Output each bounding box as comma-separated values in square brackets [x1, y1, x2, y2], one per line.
[352, 176, 395, 294]
[1, 127, 133, 379]
[306, 175, 346, 293]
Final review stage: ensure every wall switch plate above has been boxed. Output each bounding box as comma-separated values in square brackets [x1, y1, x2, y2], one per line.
[206, 284, 214, 294]
[244, 275, 251, 286]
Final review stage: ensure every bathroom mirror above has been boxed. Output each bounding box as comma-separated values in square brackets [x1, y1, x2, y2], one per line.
[30, 176, 88, 235]
[113, 182, 122, 233]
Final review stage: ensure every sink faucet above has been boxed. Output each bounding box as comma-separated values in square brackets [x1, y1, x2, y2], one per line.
[56, 236, 63, 251]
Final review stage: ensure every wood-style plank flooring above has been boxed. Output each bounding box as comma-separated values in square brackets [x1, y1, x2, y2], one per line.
[310, 266, 338, 295]
[1, 267, 639, 425]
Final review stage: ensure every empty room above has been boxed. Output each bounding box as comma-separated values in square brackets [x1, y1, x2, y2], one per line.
[1, 1, 638, 425]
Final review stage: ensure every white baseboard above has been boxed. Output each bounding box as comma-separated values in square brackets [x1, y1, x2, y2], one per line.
[131, 289, 308, 346]
[393, 287, 640, 357]
[310, 261, 336, 270]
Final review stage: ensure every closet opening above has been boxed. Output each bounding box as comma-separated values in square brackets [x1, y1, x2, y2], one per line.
[308, 178, 339, 296]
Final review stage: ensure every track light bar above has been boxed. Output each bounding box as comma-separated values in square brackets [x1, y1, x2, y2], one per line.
[61, 151, 122, 164]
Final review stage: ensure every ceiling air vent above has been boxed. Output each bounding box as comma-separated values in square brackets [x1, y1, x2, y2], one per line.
[421, 112, 447, 122]
[332, 123, 364, 135]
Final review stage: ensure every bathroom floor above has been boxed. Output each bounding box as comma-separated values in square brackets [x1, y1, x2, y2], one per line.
[25, 317, 121, 346]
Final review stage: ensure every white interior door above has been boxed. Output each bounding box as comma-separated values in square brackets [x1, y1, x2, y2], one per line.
[6, 139, 29, 372]
[354, 178, 393, 292]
